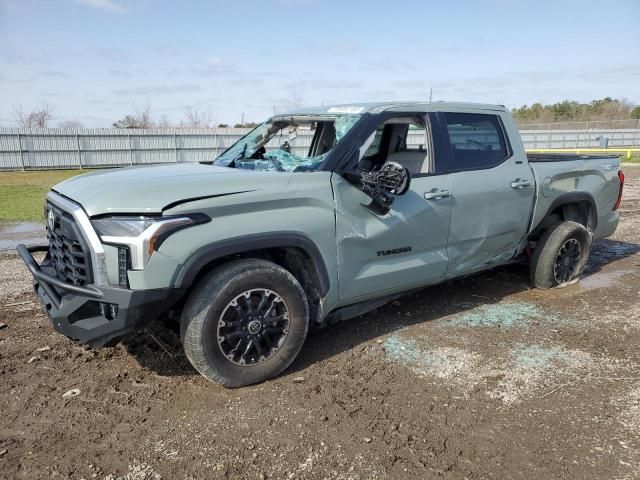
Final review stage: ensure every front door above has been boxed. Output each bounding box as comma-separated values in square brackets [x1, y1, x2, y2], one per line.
[332, 113, 452, 301]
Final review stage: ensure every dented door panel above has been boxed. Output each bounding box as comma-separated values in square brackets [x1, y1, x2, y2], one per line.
[332, 173, 452, 302]
[446, 157, 535, 274]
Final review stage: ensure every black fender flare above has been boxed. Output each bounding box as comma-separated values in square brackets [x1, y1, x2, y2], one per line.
[172, 232, 331, 296]
[534, 192, 598, 232]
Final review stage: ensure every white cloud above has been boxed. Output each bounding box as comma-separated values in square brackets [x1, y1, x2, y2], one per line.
[112, 84, 205, 96]
[205, 56, 223, 67]
[74, 0, 127, 14]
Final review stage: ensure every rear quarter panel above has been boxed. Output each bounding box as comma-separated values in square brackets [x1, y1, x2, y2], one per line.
[529, 156, 621, 239]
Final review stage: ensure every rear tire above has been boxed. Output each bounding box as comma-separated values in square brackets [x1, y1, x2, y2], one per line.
[181, 259, 309, 388]
[530, 221, 592, 289]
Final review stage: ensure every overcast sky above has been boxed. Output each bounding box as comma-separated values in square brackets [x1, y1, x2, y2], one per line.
[1, 0, 639, 127]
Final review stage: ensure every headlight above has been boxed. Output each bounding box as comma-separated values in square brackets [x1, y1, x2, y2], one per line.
[91, 214, 209, 270]
[91, 217, 159, 237]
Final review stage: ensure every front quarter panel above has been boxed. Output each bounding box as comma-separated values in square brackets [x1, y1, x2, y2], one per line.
[140, 172, 339, 304]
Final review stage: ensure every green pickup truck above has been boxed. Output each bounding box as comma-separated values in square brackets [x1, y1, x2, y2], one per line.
[18, 102, 625, 387]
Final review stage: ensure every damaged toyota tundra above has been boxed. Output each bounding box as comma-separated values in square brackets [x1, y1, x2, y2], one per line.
[18, 102, 625, 387]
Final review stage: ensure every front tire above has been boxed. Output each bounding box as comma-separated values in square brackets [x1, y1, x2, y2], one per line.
[530, 221, 592, 289]
[181, 259, 309, 388]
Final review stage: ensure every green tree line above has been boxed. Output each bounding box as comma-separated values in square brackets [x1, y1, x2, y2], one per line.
[512, 98, 640, 125]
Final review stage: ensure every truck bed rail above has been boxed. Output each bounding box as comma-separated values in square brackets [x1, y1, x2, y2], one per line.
[527, 148, 638, 160]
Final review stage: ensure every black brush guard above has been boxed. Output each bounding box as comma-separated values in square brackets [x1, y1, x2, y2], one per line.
[17, 244, 182, 346]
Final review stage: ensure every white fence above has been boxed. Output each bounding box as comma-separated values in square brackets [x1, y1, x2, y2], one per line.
[1, 126, 639, 171]
[517, 119, 640, 130]
[519, 129, 640, 149]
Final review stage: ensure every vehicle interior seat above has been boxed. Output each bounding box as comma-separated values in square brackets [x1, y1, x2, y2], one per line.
[385, 123, 428, 174]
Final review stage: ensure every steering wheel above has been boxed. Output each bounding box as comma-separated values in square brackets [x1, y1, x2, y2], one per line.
[280, 140, 292, 153]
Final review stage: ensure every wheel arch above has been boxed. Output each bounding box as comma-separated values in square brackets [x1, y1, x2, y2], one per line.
[172, 232, 331, 299]
[530, 192, 598, 239]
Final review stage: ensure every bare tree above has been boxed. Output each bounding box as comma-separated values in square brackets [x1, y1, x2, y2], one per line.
[182, 106, 215, 127]
[113, 100, 154, 128]
[58, 120, 84, 129]
[132, 100, 153, 128]
[12, 103, 55, 128]
[156, 114, 171, 128]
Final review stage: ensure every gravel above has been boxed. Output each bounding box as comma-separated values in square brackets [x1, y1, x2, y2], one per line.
[0, 253, 39, 301]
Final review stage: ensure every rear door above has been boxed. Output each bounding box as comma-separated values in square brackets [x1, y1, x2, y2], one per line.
[432, 111, 535, 274]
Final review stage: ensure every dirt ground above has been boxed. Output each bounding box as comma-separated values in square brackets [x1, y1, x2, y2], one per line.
[1, 166, 639, 480]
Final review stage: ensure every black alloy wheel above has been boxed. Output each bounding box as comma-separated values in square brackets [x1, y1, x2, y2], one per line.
[217, 288, 290, 366]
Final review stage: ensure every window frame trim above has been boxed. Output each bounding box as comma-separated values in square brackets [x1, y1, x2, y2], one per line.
[415, 112, 436, 178]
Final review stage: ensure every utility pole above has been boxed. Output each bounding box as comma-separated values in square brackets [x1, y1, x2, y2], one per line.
[240, 112, 244, 127]
[428, 87, 433, 102]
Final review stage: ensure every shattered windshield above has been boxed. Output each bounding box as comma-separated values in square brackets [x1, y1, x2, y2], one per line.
[214, 114, 361, 172]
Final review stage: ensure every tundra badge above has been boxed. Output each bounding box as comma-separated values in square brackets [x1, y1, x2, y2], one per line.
[376, 246, 412, 257]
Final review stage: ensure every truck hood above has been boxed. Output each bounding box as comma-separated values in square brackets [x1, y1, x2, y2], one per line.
[53, 163, 292, 217]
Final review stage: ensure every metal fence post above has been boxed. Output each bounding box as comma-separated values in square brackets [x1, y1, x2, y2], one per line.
[128, 132, 134, 166]
[174, 132, 178, 162]
[17, 133, 25, 171]
[76, 132, 83, 169]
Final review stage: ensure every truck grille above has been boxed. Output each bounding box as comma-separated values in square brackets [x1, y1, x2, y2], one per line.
[46, 202, 93, 286]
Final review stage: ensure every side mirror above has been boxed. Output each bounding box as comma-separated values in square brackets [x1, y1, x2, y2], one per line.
[376, 161, 411, 195]
[359, 161, 411, 215]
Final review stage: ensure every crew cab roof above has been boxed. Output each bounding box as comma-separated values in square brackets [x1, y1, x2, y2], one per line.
[284, 101, 508, 116]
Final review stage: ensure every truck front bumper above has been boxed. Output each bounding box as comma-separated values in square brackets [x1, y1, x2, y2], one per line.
[17, 244, 183, 346]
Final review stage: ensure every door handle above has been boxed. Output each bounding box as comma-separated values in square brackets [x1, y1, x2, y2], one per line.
[510, 179, 531, 189]
[424, 189, 451, 200]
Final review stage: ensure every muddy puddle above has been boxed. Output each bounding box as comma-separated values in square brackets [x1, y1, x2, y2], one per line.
[0, 222, 46, 251]
[587, 239, 640, 269]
